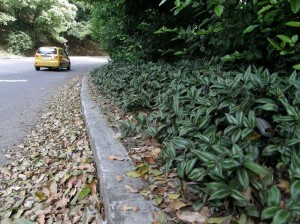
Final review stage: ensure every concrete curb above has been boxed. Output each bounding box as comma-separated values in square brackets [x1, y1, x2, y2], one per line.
[81, 74, 157, 223]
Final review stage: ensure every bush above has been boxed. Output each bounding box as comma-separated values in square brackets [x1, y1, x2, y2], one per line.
[7, 31, 33, 54]
[90, 1, 300, 70]
[91, 61, 300, 223]
[91, 0, 186, 62]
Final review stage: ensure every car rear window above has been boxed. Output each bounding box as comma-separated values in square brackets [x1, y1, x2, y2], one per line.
[37, 47, 57, 54]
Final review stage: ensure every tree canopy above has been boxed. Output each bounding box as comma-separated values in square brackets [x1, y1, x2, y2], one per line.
[0, 0, 93, 53]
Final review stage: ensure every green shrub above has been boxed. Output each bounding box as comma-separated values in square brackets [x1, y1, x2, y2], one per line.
[7, 31, 33, 54]
[91, 0, 300, 70]
[91, 61, 300, 222]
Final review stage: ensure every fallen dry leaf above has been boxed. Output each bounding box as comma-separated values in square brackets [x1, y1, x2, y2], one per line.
[207, 215, 231, 224]
[35, 208, 52, 216]
[199, 206, 211, 217]
[277, 178, 290, 193]
[114, 133, 122, 139]
[153, 186, 167, 195]
[122, 204, 140, 212]
[108, 155, 126, 161]
[152, 211, 171, 224]
[168, 193, 180, 200]
[37, 214, 46, 224]
[149, 169, 163, 177]
[132, 134, 142, 139]
[168, 172, 178, 178]
[115, 175, 124, 182]
[126, 170, 142, 178]
[124, 184, 139, 193]
[150, 147, 161, 157]
[34, 174, 46, 184]
[143, 157, 156, 164]
[156, 195, 163, 205]
[168, 199, 187, 210]
[176, 210, 207, 223]
[49, 181, 57, 195]
[18, 174, 27, 180]
[137, 163, 150, 175]
[131, 154, 142, 162]
[90, 180, 97, 195]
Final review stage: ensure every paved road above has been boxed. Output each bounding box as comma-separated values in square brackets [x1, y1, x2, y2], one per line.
[0, 56, 108, 166]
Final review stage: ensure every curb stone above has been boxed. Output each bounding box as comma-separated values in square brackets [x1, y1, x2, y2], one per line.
[81, 74, 157, 224]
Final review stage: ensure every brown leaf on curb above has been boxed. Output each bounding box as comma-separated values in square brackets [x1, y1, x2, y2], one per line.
[108, 155, 126, 161]
[126, 170, 142, 178]
[122, 204, 140, 212]
[124, 184, 139, 193]
[115, 175, 124, 182]
[114, 133, 122, 139]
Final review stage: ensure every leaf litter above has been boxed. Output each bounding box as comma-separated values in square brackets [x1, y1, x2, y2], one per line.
[0, 76, 104, 223]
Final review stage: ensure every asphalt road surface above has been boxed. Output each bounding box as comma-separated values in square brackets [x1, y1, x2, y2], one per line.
[0, 56, 108, 166]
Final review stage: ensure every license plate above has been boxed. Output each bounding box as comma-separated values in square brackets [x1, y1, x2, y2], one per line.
[42, 57, 51, 60]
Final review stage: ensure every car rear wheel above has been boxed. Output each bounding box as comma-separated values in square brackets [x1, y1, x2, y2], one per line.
[57, 64, 62, 71]
[35, 66, 40, 71]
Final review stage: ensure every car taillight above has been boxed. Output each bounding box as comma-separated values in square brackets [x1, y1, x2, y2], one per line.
[54, 54, 58, 58]
[35, 53, 39, 57]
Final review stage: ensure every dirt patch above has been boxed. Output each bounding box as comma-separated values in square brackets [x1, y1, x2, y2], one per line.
[66, 37, 108, 57]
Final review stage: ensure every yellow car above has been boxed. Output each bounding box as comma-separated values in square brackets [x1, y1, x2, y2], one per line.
[34, 47, 71, 71]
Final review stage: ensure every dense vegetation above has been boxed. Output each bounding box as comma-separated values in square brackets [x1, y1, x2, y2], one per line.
[92, 60, 300, 223]
[0, 0, 92, 53]
[90, 0, 300, 223]
[90, 0, 300, 71]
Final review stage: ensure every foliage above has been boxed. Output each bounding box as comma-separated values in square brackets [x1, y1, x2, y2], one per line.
[0, 0, 15, 25]
[33, 0, 78, 43]
[226, 0, 300, 69]
[156, 0, 300, 70]
[71, 0, 93, 22]
[90, 0, 183, 62]
[0, 12, 15, 25]
[91, 61, 300, 222]
[67, 1, 93, 41]
[0, 0, 93, 49]
[7, 31, 33, 54]
[68, 21, 91, 41]
[90, 0, 132, 61]
[90, 0, 300, 70]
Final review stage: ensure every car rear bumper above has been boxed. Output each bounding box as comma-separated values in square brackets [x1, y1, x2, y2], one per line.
[35, 60, 60, 68]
